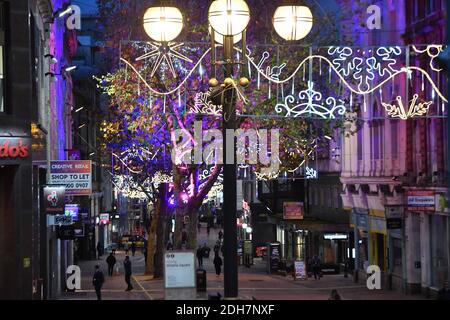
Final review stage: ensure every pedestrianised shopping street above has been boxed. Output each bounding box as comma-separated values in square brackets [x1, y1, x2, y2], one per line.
[0, 0, 449, 305]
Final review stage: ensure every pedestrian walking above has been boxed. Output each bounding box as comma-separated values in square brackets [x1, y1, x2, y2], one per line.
[213, 254, 223, 277]
[437, 281, 450, 300]
[124, 256, 133, 291]
[198, 222, 202, 232]
[214, 241, 220, 255]
[123, 242, 129, 256]
[106, 252, 116, 276]
[207, 225, 211, 236]
[131, 242, 136, 257]
[202, 243, 211, 259]
[197, 246, 204, 267]
[312, 255, 322, 280]
[96, 242, 102, 260]
[218, 230, 223, 241]
[92, 265, 105, 300]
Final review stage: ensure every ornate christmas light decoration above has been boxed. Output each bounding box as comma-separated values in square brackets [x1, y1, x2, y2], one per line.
[412, 45, 444, 72]
[188, 91, 223, 115]
[305, 167, 318, 179]
[381, 94, 433, 120]
[328, 46, 402, 92]
[121, 42, 447, 117]
[151, 171, 173, 184]
[255, 171, 279, 181]
[275, 81, 347, 119]
[135, 42, 193, 78]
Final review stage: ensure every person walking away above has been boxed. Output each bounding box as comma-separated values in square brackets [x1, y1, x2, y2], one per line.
[124, 256, 133, 291]
[218, 230, 223, 242]
[197, 246, 204, 267]
[207, 224, 211, 237]
[437, 281, 450, 300]
[92, 265, 105, 300]
[106, 253, 116, 276]
[123, 242, 129, 256]
[312, 255, 322, 280]
[213, 254, 223, 277]
[96, 242, 102, 260]
[131, 242, 136, 257]
[214, 241, 220, 255]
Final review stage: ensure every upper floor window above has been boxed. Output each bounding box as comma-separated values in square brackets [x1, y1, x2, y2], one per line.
[425, 0, 437, 16]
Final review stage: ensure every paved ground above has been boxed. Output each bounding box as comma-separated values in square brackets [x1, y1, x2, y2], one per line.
[59, 226, 429, 300]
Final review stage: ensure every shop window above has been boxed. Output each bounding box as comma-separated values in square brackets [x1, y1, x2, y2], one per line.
[392, 238, 402, 276]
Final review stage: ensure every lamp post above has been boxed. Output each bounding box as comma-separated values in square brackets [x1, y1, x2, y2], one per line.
[142, 0, 314, 299]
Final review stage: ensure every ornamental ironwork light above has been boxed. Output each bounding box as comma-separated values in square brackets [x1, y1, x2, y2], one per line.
[273, 5, 313, 41]
[143, 6, 184, 42]
[208, 0, 250, 36]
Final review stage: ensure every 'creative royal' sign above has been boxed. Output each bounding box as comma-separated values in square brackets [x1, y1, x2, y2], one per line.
[49, 161, 92, 196]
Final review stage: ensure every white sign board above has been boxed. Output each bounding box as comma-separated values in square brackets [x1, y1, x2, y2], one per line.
[49, 161, 92, 196]
[294, 260, 307, 280]
[164, 251, 195, 289]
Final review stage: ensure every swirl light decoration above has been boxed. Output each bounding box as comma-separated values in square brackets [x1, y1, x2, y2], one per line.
[275, 81, 347, 119]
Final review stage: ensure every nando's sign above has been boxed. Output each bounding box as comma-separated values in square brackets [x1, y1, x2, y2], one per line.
[0, 137, 31, 160]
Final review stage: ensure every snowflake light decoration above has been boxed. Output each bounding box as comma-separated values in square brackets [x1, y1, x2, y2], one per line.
[305, 167, 318, 179]
[188, 91, 223, 116]
[381, 94, 433, 120]
[135, 42, 192, 78]
[275, 81, 347, 119]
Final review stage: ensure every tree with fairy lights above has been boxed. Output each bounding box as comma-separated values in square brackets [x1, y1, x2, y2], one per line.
[95, 0, 359, 278]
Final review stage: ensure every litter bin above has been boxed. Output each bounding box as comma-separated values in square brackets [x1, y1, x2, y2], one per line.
[196, 268, 207, 292]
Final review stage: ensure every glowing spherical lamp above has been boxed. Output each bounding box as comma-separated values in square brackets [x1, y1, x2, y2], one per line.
[208, 0, 250, 36]
[209, 26, 242, 45]
[143, 7, 184, 42]
[273, 6, 313, 41]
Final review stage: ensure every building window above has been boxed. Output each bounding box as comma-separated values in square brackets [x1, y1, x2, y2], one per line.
[425, 0, 436, 16]
[391, 120, 399, 159]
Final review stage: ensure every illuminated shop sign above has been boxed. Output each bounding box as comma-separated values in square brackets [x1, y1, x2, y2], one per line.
[324, 233, 348, 240]
[0, 138, 31, 159]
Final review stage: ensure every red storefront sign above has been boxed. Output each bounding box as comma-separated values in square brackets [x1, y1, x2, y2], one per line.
[407, 190, 435, 212]
[0, 138, 30, 159]
[283, 202, 304, 220]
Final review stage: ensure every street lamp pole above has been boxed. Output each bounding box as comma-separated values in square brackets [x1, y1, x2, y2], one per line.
[222, 35, 239, 298]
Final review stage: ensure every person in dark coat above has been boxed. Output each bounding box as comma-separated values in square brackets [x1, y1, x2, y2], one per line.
[106, 253, 116, 276]
[124, 256, 133, 291]
[218, 230, 223, 241]
[92, 265, 105, 300]
[196, 246, 204, 267]
[213, 254, 223, 277]
[131, 242, 137, 256]
[96, 242, 102, 260]
[312, 255, 322, 280]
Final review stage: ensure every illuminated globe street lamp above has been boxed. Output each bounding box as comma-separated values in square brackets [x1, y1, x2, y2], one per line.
[142, 0, 314, 299]
[142, 6, 184, 42]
